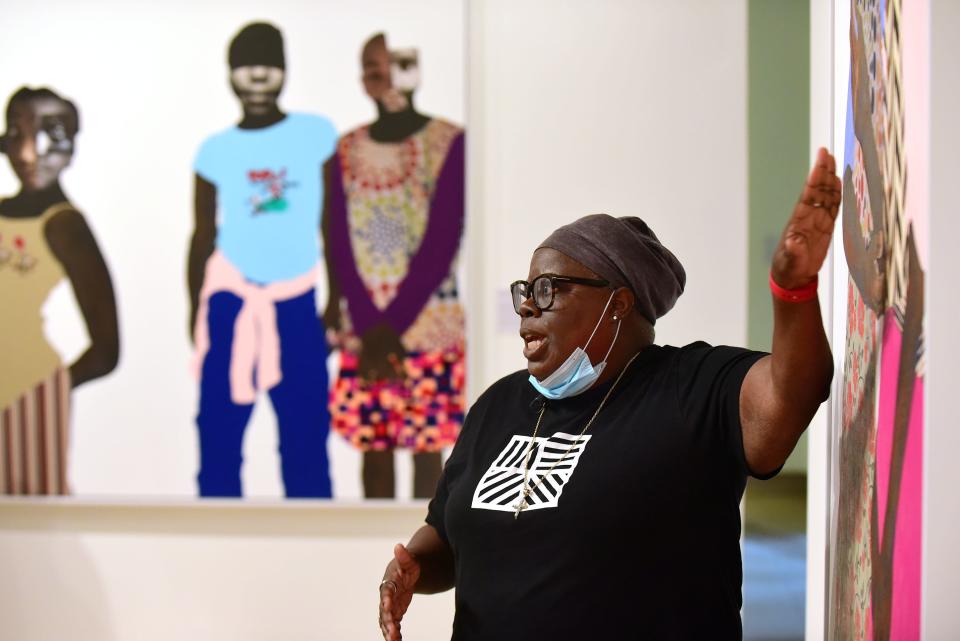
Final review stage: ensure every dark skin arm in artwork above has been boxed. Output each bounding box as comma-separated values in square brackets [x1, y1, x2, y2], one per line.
[842, 168, 885, 312]
[850, 7, 885, 238]
[379, 524, 455, 641]
[740, 148, 841, 476]
[187, 174, 217, 341]
[44, 210, 119, 387]
[321, 160, 343, 344]
[842, 7, 886, 313]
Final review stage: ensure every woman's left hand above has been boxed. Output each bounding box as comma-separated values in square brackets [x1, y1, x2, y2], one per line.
[771, 147, 842, 289]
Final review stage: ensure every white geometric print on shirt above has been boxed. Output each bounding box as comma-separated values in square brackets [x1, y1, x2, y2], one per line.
[471, 432, 592, 513]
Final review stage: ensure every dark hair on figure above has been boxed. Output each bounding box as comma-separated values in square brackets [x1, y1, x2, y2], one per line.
[5, 86, 80, 136]
[228, 21, 286, 70]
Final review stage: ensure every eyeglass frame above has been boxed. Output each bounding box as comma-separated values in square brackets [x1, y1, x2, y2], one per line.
[509, 273, 611, 315]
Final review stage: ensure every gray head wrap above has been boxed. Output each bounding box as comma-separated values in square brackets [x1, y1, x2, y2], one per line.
[537, 214, 686, 325]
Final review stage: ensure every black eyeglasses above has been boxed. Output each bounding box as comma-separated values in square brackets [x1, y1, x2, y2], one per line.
[509, 274, 610, 314]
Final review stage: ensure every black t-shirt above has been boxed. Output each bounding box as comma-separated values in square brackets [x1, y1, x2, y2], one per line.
[426, 342, 771, 641]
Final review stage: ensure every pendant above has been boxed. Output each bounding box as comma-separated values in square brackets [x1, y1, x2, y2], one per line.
[512, 488, 531, 519]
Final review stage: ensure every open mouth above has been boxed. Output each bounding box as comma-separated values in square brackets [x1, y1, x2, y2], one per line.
[522, 332, 547, 359]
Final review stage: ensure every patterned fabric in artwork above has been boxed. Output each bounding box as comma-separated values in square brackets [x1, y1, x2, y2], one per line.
[330, 348, 465, 452]
[335, 119, 464, 352]
[843, 140, 881, 424]
[834, 3, 888, 636]
[328, 119, 466, 452]
[879, 0, 912, 331]
[0, 367, 71, 495]
[838, 143, 881, 640]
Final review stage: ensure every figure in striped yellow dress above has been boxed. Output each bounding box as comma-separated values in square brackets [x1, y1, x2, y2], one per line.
[0, 87, 119, 495]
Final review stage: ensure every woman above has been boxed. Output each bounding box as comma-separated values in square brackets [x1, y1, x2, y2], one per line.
[377, 149, 840, 640]
[0, 86, 119, 495]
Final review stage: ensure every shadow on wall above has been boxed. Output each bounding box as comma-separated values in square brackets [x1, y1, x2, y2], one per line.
[0, 533, 115, 640]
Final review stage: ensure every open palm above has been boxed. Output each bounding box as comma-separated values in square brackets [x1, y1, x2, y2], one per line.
[772, 147, 842, 289]
[379, 544, 421, 641]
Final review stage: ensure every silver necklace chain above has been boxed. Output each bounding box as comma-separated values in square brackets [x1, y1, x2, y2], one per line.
[512, 351, 642, 519]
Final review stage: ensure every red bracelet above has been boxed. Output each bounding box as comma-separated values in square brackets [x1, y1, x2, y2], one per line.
[769, 271, 818, 303]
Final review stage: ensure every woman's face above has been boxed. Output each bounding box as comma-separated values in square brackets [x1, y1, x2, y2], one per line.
[3, 96, 75, 192]
[519, 248, 617, 381]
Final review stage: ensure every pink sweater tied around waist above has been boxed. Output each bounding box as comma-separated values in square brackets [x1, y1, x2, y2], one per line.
[192, 250, 318, 405]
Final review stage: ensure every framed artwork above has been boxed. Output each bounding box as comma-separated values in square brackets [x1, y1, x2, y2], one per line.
[0, 0, 466, 500]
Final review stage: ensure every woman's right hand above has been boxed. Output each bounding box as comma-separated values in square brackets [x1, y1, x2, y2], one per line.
[379, 543, 421, 641]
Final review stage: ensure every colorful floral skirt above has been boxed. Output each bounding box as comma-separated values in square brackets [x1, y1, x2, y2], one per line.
[330, 348, 464, 452]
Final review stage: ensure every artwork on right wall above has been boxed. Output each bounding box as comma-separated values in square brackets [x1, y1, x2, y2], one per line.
[828, 0, 927, 639]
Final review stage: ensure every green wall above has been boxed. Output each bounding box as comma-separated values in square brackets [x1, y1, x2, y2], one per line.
[748, 0, 810, 473]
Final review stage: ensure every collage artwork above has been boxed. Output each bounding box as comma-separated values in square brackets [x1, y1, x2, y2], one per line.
[829, 0, 926, 639]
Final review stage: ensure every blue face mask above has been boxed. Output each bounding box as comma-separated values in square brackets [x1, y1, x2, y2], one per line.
[528, 292, 621, 400]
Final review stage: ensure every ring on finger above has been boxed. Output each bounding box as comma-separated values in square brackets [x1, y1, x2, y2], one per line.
[380, 579, 399, 594]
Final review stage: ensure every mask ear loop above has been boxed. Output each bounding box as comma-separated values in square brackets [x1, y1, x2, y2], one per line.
[600, 316, 622, 364]
[583, 291, 622, 367]
[583, 291, 616, 349]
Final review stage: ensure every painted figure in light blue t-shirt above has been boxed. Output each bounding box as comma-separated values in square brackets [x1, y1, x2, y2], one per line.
[187, 22, 337, 498]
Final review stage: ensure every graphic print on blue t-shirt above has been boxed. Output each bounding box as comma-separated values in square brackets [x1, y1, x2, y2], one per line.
[247, 167, 298, 215]
[193, 112, 337, 283]
[470, 432, 592, 513]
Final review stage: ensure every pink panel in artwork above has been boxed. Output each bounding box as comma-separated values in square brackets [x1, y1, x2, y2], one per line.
[876, 312, 899, 536]
[875, 310, 923, 640]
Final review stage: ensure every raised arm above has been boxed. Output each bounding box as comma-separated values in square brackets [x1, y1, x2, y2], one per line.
[321, 158, 344, 345]
[379, 524, 455, 641]
[188, 174, 216, 341]
[739, 147, 840, 476]
[44, 209, 119, 387]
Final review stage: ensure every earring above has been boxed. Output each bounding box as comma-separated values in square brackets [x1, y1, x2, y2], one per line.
[612, 314, 619, 321]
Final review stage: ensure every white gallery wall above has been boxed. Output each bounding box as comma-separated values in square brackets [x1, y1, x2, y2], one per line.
[804, 2, 834, 639]
[0, 1, 751, 640]
[466, 0, 750, 394]
[923, 0, 960, 637]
